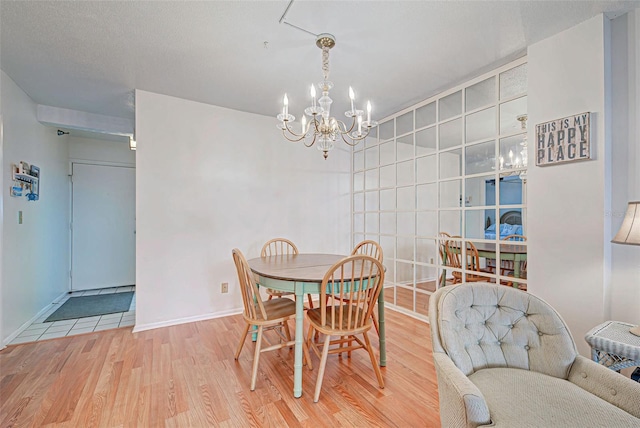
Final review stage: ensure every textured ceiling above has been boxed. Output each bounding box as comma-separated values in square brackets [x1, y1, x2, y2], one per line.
[2, 1, 638, 129]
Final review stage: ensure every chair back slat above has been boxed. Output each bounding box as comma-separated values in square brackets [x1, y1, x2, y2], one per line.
[320, 255, 384, 331]
[351, 240, 383, 262]
[261, 238, 298, 257]
[232, 248, 267, 321]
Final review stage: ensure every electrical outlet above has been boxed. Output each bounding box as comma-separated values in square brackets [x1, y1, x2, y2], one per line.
[221, 282, 229, 293]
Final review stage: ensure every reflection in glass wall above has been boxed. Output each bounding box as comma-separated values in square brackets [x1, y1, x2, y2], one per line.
[352, 58, 527, 320]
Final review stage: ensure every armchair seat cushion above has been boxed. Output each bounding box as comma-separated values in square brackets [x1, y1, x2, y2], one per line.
[469, 367, 640, 427]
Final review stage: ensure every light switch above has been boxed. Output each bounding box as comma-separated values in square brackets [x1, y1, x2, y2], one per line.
[18, 210, 23, 224]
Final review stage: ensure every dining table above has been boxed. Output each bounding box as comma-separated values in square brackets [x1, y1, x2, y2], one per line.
[441, 242, 527, 287]
[247, 253, 386, 399]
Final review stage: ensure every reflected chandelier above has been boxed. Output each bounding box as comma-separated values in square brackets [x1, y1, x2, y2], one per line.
[277, 33, 378, 159]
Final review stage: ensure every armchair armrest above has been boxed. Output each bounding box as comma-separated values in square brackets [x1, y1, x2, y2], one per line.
[432, 353, 492, 428]
[568, 355, 640, 418]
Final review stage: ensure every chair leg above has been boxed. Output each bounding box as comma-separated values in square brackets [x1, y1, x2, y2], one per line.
[371, 312, 380, 336]
[303, 331, 313, 371]
[250, 326, 263, 391]
[234, 323, 251, 360]
[314, 334, 332, 403]
[282, 320, 292, 343]
[307, 294, 314, 309]
[363, 331, 384, 389]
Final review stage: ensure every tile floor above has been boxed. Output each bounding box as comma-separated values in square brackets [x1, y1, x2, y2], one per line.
[9, 286, 135, 345]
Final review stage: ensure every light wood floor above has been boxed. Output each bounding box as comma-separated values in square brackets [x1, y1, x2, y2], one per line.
[0, 308, 440, 427]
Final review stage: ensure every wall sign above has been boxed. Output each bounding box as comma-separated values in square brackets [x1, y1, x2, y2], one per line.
[535, 112, 590, 166]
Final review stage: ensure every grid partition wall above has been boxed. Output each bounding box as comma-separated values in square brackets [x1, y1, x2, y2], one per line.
[352, 58, 528, 319]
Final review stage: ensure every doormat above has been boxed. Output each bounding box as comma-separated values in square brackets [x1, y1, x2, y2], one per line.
[45, 292, 134, 322]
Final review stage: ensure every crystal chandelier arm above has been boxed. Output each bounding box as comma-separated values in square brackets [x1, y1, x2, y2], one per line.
[280, 121, 307, 142]
[339, 131, 368, 146]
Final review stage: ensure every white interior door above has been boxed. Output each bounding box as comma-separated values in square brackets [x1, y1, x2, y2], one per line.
[72, 163, 135, 291]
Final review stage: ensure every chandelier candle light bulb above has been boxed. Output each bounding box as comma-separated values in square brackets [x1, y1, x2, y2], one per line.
[276, 33, 377, 159]
[349, 87, 355, 113]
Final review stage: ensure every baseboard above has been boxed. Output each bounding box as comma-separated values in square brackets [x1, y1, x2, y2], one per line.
[132, 308, 243, 333]
[2, 291, 69, 347]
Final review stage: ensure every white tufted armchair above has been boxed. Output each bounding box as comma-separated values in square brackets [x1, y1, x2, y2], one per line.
[429, 283, 640, 428]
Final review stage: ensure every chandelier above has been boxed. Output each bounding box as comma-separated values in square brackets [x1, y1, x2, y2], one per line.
[499, 114, 528, 173]
[277, 33, 378, 159]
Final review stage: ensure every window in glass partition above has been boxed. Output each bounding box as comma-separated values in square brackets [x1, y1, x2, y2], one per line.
[416, 102, 437, 128]
[499, 135, 526, 171]
[397, 237, 415, 261]
[439, 149, 462, 179]
[366, 126, 379, 146]
[465, 209, 490, 240]
[415, 291, 430, 317]
[500, 63, 527, 100]
[499, 240, 527, 288]
[417, 211, 438, 237]
[467, 240, 496, 274]
[380, 235, 395, 260]
[466, 107, 496, 143]
[498, 174, 524, 205]
[353, 192, 364, 212]
[395, 285, 414, 312]
[365, 168, 379, 190]
[354, 149, 364, 171]
[380, 164, 396, 188]
[417, 183, 438, 211]
[465, 141, 496, 175]
[365, 212, 379, 234]
[397, 212, 415, 238]
[354, 213, 364, 233]
[500, 96, 527, 136]
[439, 179, 461, 209]
[439, 91, 462, 121]
[380, 188, 396, 211]
[397, 111, 414, 136]
[416, 126, 437, 156]
[397, 134, 414, 161]
[439, 118, 462, 149]
[365, 190, 379, 212]
[415, 239, 438, 265]
[417, 154, 437, 183]
[380, 212, 396, 235]
[354, 171, 364, 192]
[439, 210, 462, 236]
[380, 140, 395, 165]
[365, 146, 379, 169]
[465, 175, 495, 208]
[396, 261, 414, 285]
[466, 77, 496, 112]
[397, 160, 415, 186]
[379, 120, 394, 141]
[397, 186, 415, 211]
[351, 58, 527, 317]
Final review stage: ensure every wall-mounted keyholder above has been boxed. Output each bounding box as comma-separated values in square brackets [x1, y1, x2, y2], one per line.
[10, 162, 40, 201]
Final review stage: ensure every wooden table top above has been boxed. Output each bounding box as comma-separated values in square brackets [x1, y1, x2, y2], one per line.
[474, 242, 528, 255]
[247, 253, 347, 283]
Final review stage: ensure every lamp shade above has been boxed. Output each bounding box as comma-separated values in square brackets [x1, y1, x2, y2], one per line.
[612, 201, 640, 245]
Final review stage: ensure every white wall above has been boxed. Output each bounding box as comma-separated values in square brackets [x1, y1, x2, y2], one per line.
[135, 90, 351, 330]
[1, 70, 70, 345]
[68, 136, 135, 165]
[610, 9, 640, 326]
[528, 14, 639, 357]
